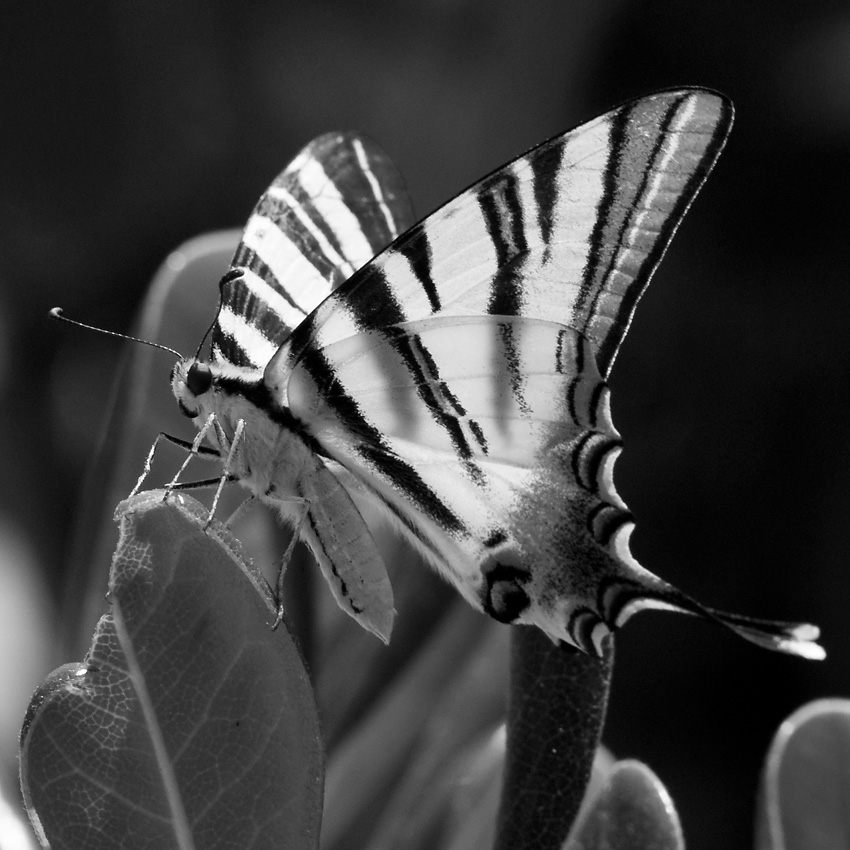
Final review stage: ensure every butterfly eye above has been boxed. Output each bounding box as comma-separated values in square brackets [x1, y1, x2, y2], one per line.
[186, 362, 213, 396]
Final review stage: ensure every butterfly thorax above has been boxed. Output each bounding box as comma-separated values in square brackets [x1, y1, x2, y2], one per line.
[170, 357, 314, 504]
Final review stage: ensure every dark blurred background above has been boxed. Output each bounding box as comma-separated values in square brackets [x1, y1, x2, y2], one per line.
[3, 2, 850, 848]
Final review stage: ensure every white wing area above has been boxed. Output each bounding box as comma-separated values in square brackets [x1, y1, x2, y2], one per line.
[287, 316, 621, 583]
[286, 90, 732, 380]
[213, 132, 414, 368]
[295, 316, 607, 463]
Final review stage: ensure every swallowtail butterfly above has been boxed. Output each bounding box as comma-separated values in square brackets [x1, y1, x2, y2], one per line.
[166, 89, 822, 659]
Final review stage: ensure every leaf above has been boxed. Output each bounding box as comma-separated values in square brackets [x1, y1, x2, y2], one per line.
[20, 491, 323, 850]
[755, 698, 850, 850]
[60, 231, 243, 658]
[563, 759, 683, 850]
[493, 629, 613, 850]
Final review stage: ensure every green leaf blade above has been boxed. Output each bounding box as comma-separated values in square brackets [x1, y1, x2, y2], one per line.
[756, 698, 850, 850]
[20, 492, 323, 850]
[564, 759, 684, 850]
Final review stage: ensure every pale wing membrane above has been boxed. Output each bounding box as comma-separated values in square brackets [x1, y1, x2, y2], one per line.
[288, 316, 629, 623]
[294, 316, 609, 470]
[213, 133, 414, 368]
[280, 89, 733, 379]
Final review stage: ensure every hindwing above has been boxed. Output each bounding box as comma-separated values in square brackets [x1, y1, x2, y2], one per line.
[287, 316, 629, 632]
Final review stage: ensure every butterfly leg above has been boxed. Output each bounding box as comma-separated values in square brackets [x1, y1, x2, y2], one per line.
[270, 498, 309, 629]
[131, 428, 221, 496]
[205, 418, 245, 528]
[163, 413, 222, 496]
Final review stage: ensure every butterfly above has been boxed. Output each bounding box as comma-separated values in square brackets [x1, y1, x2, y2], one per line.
[167, 88, 823, 659]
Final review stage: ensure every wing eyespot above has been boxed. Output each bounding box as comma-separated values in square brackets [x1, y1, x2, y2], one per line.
[481, 563, 531, 623]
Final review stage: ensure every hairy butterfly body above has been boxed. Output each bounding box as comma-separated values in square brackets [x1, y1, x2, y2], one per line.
[170, 89, 823, 659]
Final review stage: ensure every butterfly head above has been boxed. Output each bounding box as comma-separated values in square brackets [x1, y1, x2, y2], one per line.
[171, 358, 214, 419]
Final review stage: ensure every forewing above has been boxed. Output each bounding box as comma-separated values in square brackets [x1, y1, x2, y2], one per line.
[213, 133, 414, 369]
[280, 89, 732, 380]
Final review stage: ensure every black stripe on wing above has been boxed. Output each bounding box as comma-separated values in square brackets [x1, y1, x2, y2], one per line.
[480, 170, 529, 317]
[274, 265, 406, 357]
[397, 235, 441, 313]
[231, 244, 302, 316]
[299, 348, 467, 536]
[212, 327, 253, 369]
[211, 269, 292, 365]
[497, 320, 530, 419]
[252, 192, 352, 291]
[530, 136, 565, 259]
[583, 92, 733, 376]
[384, 326, 488, 485]
[213, 132, 414, 368]
[213, 369, 453, 548]
[296, 133, 412, 258]
[281, 89, 732, 379]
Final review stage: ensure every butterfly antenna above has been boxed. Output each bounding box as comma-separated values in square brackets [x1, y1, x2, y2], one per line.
[50, 308, 184, 359]
[192, 267, 242, 359]
[194, 311, 220, 360]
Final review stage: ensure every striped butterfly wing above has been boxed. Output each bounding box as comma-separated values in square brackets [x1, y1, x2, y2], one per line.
[261, 89, 736, 652]
[212, 132, 414, 370]
[273, 89, 733, 380]
[287, 316, 628, 648]
[271, 89, 820, 657]
[193, 88, 819, 655]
